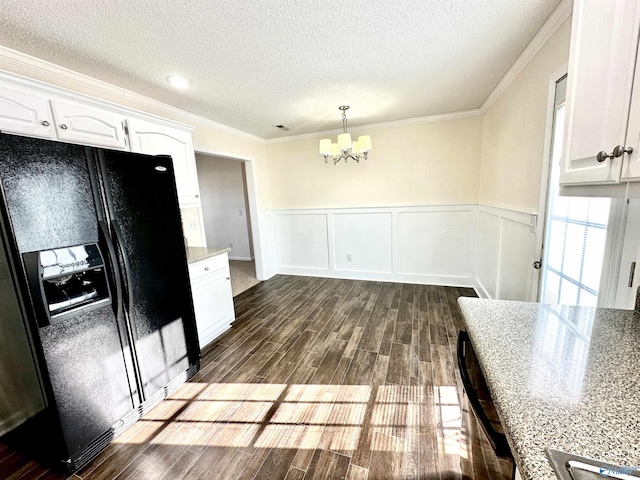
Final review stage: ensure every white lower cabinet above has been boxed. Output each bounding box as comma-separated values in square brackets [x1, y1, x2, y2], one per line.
[188, 253, 235, 349]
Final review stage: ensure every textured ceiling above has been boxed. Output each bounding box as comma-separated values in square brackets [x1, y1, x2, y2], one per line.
[0, 0, 562, 139]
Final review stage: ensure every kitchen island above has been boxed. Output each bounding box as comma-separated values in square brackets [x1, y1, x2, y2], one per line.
[458, 298, 640, 480]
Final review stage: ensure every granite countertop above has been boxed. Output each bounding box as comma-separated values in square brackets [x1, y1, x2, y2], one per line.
[186, 246, 231, 264]
[457, 298, 640, 480]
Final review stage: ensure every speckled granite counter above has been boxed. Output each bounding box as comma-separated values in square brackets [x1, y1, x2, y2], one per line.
[458, 298, 640, 480]
[186, 246, 230, 264]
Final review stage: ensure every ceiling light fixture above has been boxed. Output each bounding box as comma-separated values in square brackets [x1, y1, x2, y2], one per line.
[319, 106, 372, 165]
[166, 75, 190, 89]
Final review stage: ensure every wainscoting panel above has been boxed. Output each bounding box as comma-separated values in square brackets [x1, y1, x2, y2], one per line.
[475, 205, 538, 301]
[333, 212, 393, 273]
[397, 208, 473, 279]
[275, 213, 329, 270]
[497, 217, 537, 301]
[270, 204, 538, 294]
[257, 211, 278, 280]
[476, 210, 500, 299]
[272, 205, 477, 286]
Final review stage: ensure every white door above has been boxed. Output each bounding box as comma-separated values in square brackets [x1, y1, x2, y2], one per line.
[560, 0, 640, 185]
[0, 84, 55, 139]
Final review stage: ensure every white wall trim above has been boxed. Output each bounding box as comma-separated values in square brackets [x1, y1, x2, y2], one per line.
[272, 204, 477, 287]
[480, 0, 572, 113]
[200, 202, 541, 300]
[0, 46, 264, 143]
[475, 204, 538, 301]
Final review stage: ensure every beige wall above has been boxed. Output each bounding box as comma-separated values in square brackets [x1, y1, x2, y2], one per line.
[265, 116, 483, 209]
[264, 19, 570, 212]
[479, 19, 571, 212]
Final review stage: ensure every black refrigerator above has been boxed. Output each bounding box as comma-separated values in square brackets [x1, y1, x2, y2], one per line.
[0, 134, 200, 472]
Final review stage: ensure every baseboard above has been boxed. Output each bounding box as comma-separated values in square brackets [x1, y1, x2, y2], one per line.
[277, 266, 474, 288]
[474, 279, 492, 299]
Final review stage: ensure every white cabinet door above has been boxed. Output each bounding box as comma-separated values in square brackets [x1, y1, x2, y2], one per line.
[622, 45, 640, 180]
[49, 98, 129, 149]
[560, 0, 640, 185]
[0, 83, 55, 139]
[188, 254, 234, 349]
[127, 118, 200, 205]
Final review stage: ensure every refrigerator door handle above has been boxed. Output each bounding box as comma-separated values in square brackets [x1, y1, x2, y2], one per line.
[98, 220, 123, 322]
[110, 218, 146, 402]
[110, 220, 134, 316]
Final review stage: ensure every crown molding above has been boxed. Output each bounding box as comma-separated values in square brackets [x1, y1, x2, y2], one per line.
[480, 0, 572, 113]
[265, 108, 483, 144]
[0, 45, 265, 143]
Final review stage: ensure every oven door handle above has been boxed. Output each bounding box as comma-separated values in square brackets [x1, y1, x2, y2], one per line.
[457, 330, 511, 457]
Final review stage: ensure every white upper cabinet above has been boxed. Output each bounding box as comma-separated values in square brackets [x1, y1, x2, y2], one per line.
[127, 117, 200, 205]
[0, 83, 55, 139]
[560, 0, 640, 185]
[49, 99, 129, 150]
[622, 49, 640, 180]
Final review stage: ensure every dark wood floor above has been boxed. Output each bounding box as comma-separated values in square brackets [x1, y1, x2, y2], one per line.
[1, 275, 513, 480]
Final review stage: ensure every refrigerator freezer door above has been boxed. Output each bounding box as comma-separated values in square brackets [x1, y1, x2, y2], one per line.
[99, 150, 199, 400]
[0, 136, 98, 253]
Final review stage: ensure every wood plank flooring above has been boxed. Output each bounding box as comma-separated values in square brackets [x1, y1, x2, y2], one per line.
[0, 275, 513, 479]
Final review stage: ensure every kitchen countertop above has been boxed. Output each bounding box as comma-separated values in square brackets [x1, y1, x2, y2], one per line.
[457, 298, 640, 480]
[186, 246, 231, 264]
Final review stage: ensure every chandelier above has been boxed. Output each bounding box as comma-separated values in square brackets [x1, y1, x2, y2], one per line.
[319, 106, 372, 164]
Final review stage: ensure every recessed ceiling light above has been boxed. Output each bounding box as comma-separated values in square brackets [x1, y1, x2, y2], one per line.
[166, 75, 190, 89]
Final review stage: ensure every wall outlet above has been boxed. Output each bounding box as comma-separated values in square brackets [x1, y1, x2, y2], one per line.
[346, 254, 352, 262]
[187, 220, 197, 231]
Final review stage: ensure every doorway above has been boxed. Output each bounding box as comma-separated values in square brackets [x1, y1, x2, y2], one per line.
[538, 75, 615, 306]
[195, 153, 261, 296]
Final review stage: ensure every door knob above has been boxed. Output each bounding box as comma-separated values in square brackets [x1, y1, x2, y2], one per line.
[533, 260, 542, 270]
[613, 145, 633, 157]
[596, 150, 614, 162]
[597, 145, 634, 162]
